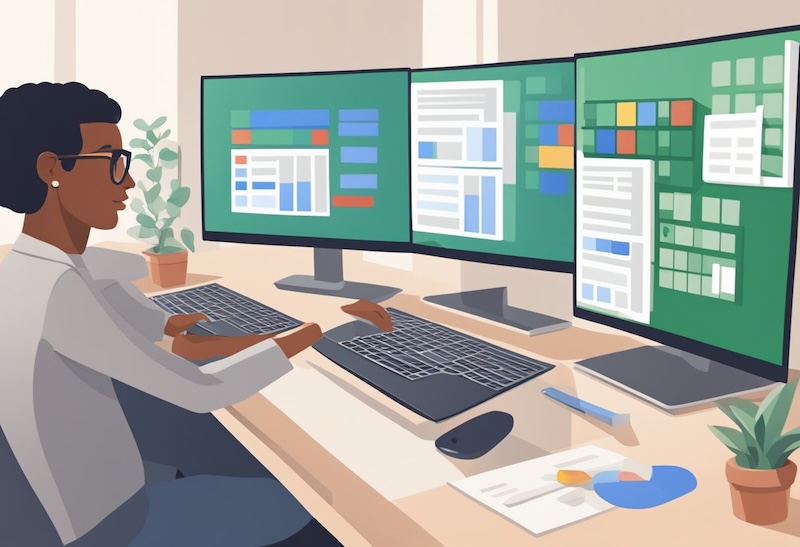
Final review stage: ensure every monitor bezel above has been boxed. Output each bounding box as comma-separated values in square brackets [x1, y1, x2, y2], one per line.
[572, 24, 800, 382]
[409, 57, 577, 274]
[200, 67, 415, 254]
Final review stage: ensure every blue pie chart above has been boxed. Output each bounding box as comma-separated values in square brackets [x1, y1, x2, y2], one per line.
[592, 466, 697, 509]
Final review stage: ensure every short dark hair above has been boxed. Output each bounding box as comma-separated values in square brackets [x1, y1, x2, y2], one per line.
[0, 82, 122, 214]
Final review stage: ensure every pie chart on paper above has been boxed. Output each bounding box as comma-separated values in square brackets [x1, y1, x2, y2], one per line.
[592, 465, 697, 509]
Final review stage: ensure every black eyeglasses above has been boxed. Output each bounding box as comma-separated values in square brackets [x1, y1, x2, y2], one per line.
[56, 149, 132, 185]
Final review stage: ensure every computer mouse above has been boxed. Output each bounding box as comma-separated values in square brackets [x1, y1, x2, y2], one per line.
[435, 411, 514, 459]
[341, 299, 393, 332]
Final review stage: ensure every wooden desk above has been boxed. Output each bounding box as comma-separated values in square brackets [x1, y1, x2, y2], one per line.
[5, 241, 799, 545]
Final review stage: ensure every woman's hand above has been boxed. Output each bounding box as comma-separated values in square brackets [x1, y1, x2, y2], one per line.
[164, 312, 210, 337]
[171, 322, 322, 362]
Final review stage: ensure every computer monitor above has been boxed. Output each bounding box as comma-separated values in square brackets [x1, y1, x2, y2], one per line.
[573, 25, 800, 409]
[410, 59, 576, 335]
[201, 68, 411, 302]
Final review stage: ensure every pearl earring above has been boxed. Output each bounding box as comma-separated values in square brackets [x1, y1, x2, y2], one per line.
[51, 180, 59, 188]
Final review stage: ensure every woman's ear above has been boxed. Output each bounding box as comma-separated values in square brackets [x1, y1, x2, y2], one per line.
[36, 152, 59, 186]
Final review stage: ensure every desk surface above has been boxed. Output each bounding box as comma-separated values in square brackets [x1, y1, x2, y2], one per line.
[5, 241, 800, 546]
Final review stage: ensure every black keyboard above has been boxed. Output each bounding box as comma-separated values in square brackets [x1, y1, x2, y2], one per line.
[150, 283, 302, 335]
[338, 308, 554, 391]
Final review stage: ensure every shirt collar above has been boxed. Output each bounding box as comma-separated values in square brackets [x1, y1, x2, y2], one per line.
[11, 233, 79, 268]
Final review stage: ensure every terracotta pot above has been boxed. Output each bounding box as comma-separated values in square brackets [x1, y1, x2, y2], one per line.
[143, 249, 188, 288]
[725, 458, 797, 524]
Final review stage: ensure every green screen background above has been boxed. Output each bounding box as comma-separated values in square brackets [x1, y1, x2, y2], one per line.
[577, 30, 800, 365]
[202, 70, 410, 242]
[412, 62, 575, 263]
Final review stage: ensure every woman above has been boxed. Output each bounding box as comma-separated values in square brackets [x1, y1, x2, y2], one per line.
[0, 82, 333, 546]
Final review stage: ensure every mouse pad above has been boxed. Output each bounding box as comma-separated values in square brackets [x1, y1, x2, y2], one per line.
[592, 466, 697, 509]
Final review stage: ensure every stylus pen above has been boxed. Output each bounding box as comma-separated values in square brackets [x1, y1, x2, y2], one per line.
[542, 387, 630, 427]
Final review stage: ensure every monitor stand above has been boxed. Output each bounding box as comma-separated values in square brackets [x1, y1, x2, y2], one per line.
[423, 287, 571, 336]
[574, 345, 778, 410]
[274, 248, 402, 303]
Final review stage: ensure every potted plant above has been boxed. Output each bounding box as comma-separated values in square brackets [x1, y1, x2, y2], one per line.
[126, 116, 195, 288]
[709, 378, 800, 525]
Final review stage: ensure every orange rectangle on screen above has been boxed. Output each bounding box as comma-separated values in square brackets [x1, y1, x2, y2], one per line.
[557, 124, 574, 146]
[235, 155, 247, 164]
[333, 195, 374, 208]
[671, 100, 693, 126]
[232, 130, 251, 145]
[617, 130, 636, 154]
[311, 129, 328, 145]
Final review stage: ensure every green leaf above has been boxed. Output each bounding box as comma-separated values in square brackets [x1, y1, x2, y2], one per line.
[167, 187, 190, 208]
[150, 196, 166, 216]
[146, 183, 162, 205]
[181, 228, 195, 252]
[130, 198, 146, 215]
[157, 227, 174, 252]
[133, 153, 153, 168]
[756, 379, 798, 451]
[717, 398, 758, 436]
[766, 427, 800, 467]
[146, 130, 158, 145]
[133, 119, 150, 131]
[170, 178, 180, 192]
[161, 129, 172, 140]
[166, 202, 181, 218]
[146, 166, 163, 183]
[159, 147, 179, 162]
[127, 225, 157, 239]
[151, 116, 167, 129]
[129, 138, 150, 150]
[136, 213, 156, 229]
[728, 405, 767, 467]
[709, 425, 752, 464]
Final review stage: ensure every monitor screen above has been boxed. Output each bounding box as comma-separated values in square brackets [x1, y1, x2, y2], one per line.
[201, 68, 411, 250]
[410, 60, 575, 272]
[575, 27, 800, 375]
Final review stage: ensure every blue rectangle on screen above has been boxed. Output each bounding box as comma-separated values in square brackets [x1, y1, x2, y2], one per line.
[418, 174, 458, 184]
[279, 183, 294, 211]
[597, 287, 611, 303]
[250, 110, 329, 129]
[638, 102, 657, 126]
[340, 174, 378, 189]
[465, 195, 480, 233]
[418, 142, 435, 159]
[341, 147, 378, 164]
[539, 172, 568, 195]
[539, 125, 559, 145]
[466, 128, 483, 161]
[297, 182, 311, 212]
[582, 283, 594, 300]
[596, 239, 613, 253]
[539, 101, 575, 123]
[583, 236, 596, 251]
[235, 181, 247, 191]
[481, 177, 496, 235]
[339, 109, 379, 122]
[235, 196, 248, 207]
[611, 241, 630, 256]
[235, 168, 247, 178]
[596, 129, 616, 154]
[252, 181, 275, 190]
[338, 122, 379, 137]
[482, 128, 497, 162]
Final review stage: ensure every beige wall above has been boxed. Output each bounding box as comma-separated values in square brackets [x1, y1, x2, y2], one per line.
[499, 0, 800, 61]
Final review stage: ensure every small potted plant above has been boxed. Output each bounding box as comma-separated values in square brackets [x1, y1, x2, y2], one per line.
[126, 116, 195, 288]
[709, 378, 800, 525]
